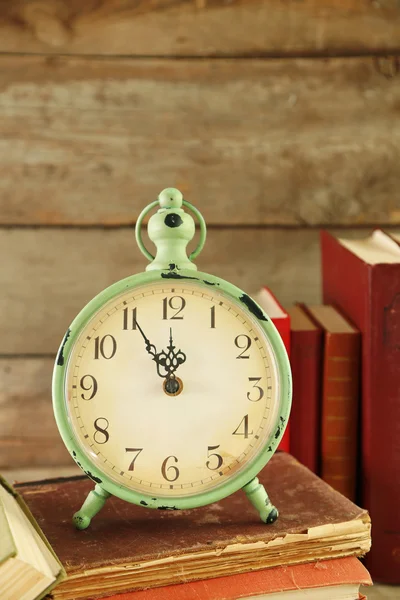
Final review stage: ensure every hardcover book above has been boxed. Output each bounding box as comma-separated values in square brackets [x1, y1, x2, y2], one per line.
[321, 229, 400, 583]
[303, 304, 360, 501]
[287, 305, 322, 473]
[254, 287, 291, 452]
[106, 556, 372, 600]
[0, 475, 65, 600]
[15, 452, 371, 600]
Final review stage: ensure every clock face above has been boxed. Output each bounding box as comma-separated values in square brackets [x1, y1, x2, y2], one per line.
[64, 281, 280, 498]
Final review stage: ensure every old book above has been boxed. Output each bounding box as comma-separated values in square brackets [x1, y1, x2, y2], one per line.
[287, 305, 322, 474]
[16, 452, 371, 600]
[383, 230, 400, 251]
[321, 229, 400, 583]
[0, 475, 65, 600]
[103, 556, 372, 600]
[254, 287, 291, 452]
[303, 304, 360, 501]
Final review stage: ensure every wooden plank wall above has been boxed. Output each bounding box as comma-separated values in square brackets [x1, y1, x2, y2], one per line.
[0, 0, 399, 469]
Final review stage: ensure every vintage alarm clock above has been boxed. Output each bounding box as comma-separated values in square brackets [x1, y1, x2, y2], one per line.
[52, 189, 292, 529]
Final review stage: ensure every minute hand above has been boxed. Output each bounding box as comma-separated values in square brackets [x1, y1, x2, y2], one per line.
[134, 321, 185, 379]
[158, 328, 187, 380]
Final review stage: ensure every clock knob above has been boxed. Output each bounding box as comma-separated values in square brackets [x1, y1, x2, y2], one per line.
[135, 188, 207, 272]
[158, 187, 183, 209]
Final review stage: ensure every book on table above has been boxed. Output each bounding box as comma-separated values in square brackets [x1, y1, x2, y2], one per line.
[254, 286, 291, 452]
[286, 304, 322, 474]
[0, 475, 65, 600]
[102, 556, 372, 600]
[302, 304, 360, 502]
[321, 228, 400, 583]
[9, 452, 370, 600]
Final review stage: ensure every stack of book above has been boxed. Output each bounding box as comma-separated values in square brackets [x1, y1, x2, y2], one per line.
[1, 452, 372, 600]
[256, 228, 400, 585]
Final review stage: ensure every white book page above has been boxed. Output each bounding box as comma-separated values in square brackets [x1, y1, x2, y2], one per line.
[0, 486, 59, 579]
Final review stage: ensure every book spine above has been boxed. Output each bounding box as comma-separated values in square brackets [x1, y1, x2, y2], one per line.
[271, 315, 291, 452]
[321, 332, 360, 501]
[289, 327, 322, 473]
[321, 230, 400, 584]
[364, 266, 400, 583]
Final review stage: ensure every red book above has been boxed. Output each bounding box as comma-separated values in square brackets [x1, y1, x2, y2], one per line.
[321, 229, 400, 583]
[304, 304, 360, 501]
[287, 305, 322, 473]
[255, 287, 290, 452]
[106, 557, 372, 600]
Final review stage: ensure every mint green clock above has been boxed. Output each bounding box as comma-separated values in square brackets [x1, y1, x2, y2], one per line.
[52, 189, 292, 530]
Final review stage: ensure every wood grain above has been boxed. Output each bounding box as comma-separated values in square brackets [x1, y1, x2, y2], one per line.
[0, 1, 399, 57]
[0, 227, 332, 354]
[0, 55, 399, 226]
[0, 358, 71, 468]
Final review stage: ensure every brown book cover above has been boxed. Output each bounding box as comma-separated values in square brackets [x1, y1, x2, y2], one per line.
[15, 452, 371, 600]
[303, 305, 360, 501]
[287, 305, 322, 474]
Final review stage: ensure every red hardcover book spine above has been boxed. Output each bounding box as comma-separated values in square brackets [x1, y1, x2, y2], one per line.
[321, 230, 400, 583]
[288, 312, 322, 473]
[270, 310, 291, 453]
[320, 329, 360, 501]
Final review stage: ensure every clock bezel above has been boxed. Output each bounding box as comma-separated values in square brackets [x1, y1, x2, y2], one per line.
[53, 268, 292, 511]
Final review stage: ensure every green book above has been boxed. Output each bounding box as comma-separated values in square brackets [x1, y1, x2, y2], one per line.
[0, 475, 65, 600]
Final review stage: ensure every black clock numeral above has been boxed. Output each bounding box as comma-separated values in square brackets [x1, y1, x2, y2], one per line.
[80, 375, 98, 400]
[247, 377, 264, 402]
[234, 334, 251, 359]
[210, 305, 216, 329]
[233, 414, 253, 439]
[94, 335, 117, 360]
[161, 455, 180, 481]
[123, 307, 137, 330]
[162, 296, 186, 320]
[93, 417, 110, 444]
[206, 445, 223, 471]
[125, 447, 143, 471]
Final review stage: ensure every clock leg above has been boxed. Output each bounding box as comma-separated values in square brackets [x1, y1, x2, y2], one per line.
[73, 484, 112, 530]
[243, 477, 278, 524]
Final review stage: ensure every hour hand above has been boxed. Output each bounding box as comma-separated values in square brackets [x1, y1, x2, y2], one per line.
[134, 320, 158, 361]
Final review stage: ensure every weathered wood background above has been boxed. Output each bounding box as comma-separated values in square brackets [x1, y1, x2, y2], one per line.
[0, 0, 399, 470]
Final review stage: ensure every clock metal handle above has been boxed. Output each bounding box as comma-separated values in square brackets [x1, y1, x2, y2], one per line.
[135, 192, 207, 268]
[135, 201, 159, 262]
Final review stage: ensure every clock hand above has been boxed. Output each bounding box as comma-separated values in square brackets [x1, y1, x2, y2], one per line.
[134, 319, 159, 362]
[164, 328, 187, 377]
[162, 328, 187, 395]
[134, 320, 186, 384]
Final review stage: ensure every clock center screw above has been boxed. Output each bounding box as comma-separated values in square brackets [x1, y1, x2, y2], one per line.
[163, 376, 183, 397]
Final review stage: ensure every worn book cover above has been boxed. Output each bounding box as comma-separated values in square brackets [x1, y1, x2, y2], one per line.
[16, 452, 371, 600]
[104, 556, 372, 600]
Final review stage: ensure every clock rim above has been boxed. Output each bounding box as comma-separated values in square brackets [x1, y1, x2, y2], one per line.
[52, 268, 292, 510]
